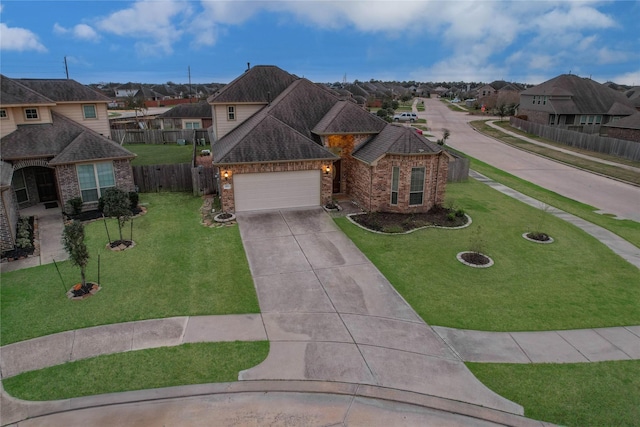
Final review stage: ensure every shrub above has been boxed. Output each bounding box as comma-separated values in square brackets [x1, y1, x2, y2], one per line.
[128, 192, 139, 211]
[447, 212, 456, 221]
[455, 209, 465, 218]
[66, 197, 83, 215]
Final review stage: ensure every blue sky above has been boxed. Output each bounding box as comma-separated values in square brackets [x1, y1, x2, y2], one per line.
[1, 0, 639, 86]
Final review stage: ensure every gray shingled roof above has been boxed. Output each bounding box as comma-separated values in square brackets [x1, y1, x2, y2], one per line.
[522, 74, 636, 116]
[14, 78, 111, 103]
[353, 124, 442, 164]
[602, 112, 640, 130]
[313, 100, 387, 135]
[1, 112, 134, 164]
[207, 65, 297, 104]
[1, 75, 55, 106]
[158, 101, 212, 118]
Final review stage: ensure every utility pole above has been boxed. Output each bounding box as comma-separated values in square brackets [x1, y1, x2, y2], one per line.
[188, 66, 192, 103]
[64, 56, 69, 79]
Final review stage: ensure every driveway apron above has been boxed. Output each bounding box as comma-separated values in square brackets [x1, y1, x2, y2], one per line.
[236, 207, 522, 415]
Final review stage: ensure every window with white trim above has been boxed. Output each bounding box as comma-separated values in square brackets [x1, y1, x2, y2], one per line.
[184, 121, 201, 129]
[390, 166, 399, 205]
[13, 169, 28, 203]
[24, 108, 39, 120]
[77, 162, 115, 202]
[227, 105, 236, 121]
[409, 167, 425, 206]
[82, 104, 97, 119]
[0, 109, 7, 119]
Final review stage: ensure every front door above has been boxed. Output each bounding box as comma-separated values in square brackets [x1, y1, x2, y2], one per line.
[332, 160, 342, 193]
[35, 168, 57, 202]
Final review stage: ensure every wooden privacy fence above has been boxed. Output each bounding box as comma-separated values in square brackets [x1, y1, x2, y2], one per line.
[112, 129, 211, 145]
[132, 163, 215, 196]
[510, 117, 640, 161]
[446, 150, 470, 182]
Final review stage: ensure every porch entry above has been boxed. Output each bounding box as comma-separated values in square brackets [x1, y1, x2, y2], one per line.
[35, 168, 57, 202]
[332, 160, 342, 194]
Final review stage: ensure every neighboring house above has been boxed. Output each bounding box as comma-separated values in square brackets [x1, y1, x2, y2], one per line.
[623, 87, 640, 111]
[158, 101, 213, 130]
[600, 113, 640, 142]
[0, 75, 136, 247]
[208, 65, 451, 213]
[518, 74, 637, 129]
[475, 81, 522, 109]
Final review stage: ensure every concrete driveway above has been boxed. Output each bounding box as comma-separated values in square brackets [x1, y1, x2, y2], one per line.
[236, 207, 521, 415]
[420, 98, 640, 222]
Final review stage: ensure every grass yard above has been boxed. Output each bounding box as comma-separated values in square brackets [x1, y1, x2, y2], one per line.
[465, 154, 640, 248]
[467, 360, 640, 427]
[126, 143, 212, 166]
[471, 120, 640, 185]
[2, 341, 269, 401]
[336, 179, 640, 331]
[0, 193, 259, 346]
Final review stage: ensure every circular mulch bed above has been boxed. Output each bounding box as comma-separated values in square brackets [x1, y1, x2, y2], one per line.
[457, 251, 494, 268]
[522, 232, 554, 244]
[67, 282, 101, 300]
[106, 240, 136, 251]
[214, 212, 236, 223]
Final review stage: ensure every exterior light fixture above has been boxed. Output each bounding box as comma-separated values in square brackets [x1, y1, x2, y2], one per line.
[324, 165, 331, 175]
[223, 171, 229, 180]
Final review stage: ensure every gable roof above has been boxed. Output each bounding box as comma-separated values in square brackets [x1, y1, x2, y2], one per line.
[1, 111, 134, 165]
[521, 74, 636, 116]
[158, 101, 211, 119]
[0, 75, 55, 106]
[208, 65, 298, 104]
[353, 124, 443, 164]
[313, 100, 387, 135]
[14, 78, 111, 103]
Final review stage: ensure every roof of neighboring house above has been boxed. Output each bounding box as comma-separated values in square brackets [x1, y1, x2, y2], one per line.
[312, 100, 386, 135]
[208, 65, 298, 104]
[352, 124, 443, 164]
[1, 112, 135, 165]
[14, 78, 111, 103]
[158, 101, 211, 119]
[521, 74, 637, 116]
[0, 75, 55, 106]
[601, 112, 640, 130]
[623, 87, 640, 108]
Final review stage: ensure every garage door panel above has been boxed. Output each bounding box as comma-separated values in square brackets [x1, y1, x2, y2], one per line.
[234, 170, 321, 211]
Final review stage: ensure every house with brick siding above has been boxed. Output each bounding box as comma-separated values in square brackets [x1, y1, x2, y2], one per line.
[600, 113, 640, 142]
[0, 75, 135, 252]
[518, 74, 637, 130]
[208, 65, 451, 213]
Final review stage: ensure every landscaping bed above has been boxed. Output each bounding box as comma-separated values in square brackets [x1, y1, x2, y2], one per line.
[350, 205, 467, 233]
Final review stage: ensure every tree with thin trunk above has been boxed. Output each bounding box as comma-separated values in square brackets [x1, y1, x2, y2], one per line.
[63, 220, 90, 290]
[101, 187, 132, 242]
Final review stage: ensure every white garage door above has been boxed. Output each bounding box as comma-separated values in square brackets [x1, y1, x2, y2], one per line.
[234, 170, 321, 212]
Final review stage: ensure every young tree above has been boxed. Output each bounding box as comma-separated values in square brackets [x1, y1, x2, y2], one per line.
[101, 187, 132, 242]
[63, 221, 90, 289]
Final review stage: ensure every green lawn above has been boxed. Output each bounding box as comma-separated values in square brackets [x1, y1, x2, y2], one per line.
[1, 193, 259, 346]
[3, 341, 269, 401]
[336, 179, 640, 331]
[467, 361, 640, 427]
[126, 143, 212, 166]
[464, 154, 640, 248]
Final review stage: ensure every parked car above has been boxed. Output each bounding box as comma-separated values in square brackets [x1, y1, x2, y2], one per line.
[413, 127, 423, 135]
[392, 112, 417, 122]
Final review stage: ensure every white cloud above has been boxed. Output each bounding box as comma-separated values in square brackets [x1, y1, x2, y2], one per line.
[0, 23, 47, 52]
[609, 70, 640, 86]
[53, 23, 99, 41]
[596, 47, 631, 65]
[96, 0, 192, 55]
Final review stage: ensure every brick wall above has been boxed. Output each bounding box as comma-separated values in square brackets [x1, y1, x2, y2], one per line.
[0, 189, 18, 252]
[349, 153, 449, 213]
[518, 109, 549, 125]
[219, 160, 332, 212]
[604, 127, 640, 143]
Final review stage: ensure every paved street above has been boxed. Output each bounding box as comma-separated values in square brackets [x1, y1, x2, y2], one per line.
[420, 98, 640, 222]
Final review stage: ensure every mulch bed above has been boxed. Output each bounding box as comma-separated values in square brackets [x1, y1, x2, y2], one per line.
[461, 252, 491, 265]
[351, 205, 468, 233]
[66, 207, 143, 222]
[1, 216, 36, 261]
[526, 232, 550, 242]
